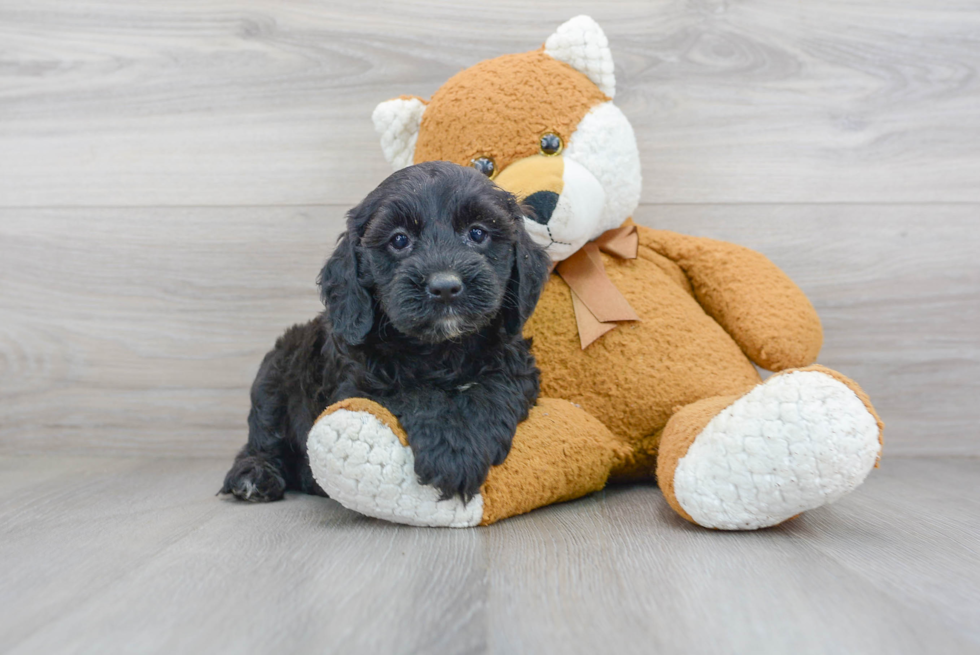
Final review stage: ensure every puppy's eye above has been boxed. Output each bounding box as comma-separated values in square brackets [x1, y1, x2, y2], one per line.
[389, 233, 410, 251]
[540, 132, 562, 156]
[471, 157, 496, 179]
[468, 226, 488, 244]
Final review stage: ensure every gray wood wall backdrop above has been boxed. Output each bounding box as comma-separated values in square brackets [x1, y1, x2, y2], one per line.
[1, 0, 978, 457]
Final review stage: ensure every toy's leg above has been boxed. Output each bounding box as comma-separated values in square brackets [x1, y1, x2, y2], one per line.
[655, 365, 883, 530]
[307, 397, 627, 527]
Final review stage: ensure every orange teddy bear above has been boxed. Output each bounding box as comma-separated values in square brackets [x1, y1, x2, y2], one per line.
[307, 16, 883, 529]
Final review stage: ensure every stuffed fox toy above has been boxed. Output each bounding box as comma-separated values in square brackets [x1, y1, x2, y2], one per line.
[306, 16, 883, 529]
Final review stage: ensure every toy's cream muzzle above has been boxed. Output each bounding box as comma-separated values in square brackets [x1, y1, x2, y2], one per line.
[493, 154, 606, 261]
[494, 154, 564, 224]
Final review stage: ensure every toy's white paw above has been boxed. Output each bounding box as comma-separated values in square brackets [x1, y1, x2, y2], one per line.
[673, 371, 882, 530]
[307, 409, 484, 528]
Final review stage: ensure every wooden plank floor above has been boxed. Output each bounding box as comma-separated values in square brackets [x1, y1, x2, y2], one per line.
[1, 455, 978, 654]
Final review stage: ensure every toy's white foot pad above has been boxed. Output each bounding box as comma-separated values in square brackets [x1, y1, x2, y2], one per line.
[307, 409, 483, 528]
[673, 371, 881, 530]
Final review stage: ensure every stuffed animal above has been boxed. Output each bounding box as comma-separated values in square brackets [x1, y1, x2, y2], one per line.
[307, 16, 883, 529]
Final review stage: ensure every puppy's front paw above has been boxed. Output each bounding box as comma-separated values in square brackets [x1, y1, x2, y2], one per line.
[220, 456, 286, 503]
[308, 405, 484, 527]
[412, 441, 491, 503]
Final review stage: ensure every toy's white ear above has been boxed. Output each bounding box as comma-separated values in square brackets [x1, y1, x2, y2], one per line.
[544, 16, 615, 98]
[372, 96, 427, 170]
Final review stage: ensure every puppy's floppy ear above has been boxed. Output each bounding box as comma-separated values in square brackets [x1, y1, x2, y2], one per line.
[318, 232, 374, 345]
[503, 223, 551, 335]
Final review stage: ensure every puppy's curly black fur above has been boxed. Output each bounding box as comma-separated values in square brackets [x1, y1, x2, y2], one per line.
[220, 162, 550, 503]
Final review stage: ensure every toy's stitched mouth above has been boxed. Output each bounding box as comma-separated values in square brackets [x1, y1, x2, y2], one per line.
[542, 225, 572, 249]
[523, 216, 571, 252]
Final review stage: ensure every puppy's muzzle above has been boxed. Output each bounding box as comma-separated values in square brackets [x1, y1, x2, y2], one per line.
[426, 272, 464, 303]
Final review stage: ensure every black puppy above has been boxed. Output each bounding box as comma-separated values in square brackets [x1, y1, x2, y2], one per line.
[220, 161, 550, 503]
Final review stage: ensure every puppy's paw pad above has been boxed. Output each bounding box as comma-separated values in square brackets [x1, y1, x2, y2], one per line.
[308, 409, 484, 528]
[412, 445, 488, 502]
[673, 371, 881, 530]
[221, 459, 286, 503]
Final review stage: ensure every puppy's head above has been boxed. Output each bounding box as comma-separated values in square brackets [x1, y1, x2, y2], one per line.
[319, 161, 550, 345]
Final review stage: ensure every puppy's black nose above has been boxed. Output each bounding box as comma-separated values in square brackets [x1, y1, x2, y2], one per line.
[426, 272, 463, 302]
[524, 190, 559, 225]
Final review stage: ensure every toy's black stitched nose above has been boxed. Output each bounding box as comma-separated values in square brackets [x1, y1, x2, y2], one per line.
[524, 190, 559, 225]
[426, 272, 463, 302]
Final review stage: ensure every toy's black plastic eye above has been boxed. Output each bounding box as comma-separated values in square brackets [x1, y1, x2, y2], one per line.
[471, 157, 496, 178]
[468, 226, 488, 244]
[540, 133, 563, 156]
[389, 233, 410, 250]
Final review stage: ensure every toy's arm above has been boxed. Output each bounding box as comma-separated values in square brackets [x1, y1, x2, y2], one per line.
[308, 396, 630, 527]
[637, 225, 823, 371]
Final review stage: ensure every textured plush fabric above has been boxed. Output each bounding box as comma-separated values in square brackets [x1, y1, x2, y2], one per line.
[659, 368, 883, 530]
[309, 400, 484, 528]
[307, 397, 626, 527]
[413, 49, 607, 175]
[557, 101, 642, 242]
[525, 223, 768, 473]
[324, 397, 411, 446]
[372, 95, 427, 170]
[793, 364, 885, 458]
[656, 395, 741, 524]
[494, 154, 565, 199]
[641, 229, 824, 371]
[479, 398, 628, 525]
[543, 15, 616, 97]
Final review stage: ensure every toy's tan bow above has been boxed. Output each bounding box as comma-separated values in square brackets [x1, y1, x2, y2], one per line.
[555, 222, 641, 348]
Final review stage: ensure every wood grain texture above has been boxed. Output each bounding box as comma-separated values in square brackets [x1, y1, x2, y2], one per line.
[0, 456, 488, 654]
[1, 455, 978, 654]
[0, 206, 342, 456]
[1, 0, 979, 206]
[2, 204, 977, 456]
